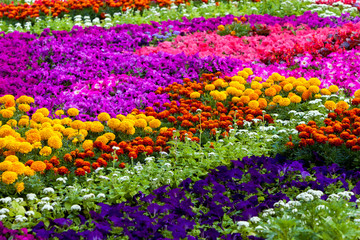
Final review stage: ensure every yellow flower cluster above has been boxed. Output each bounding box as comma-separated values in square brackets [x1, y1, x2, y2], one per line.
[0, 155, 34, 189]
[202, 70, 340, 110]
[107, 113, 161, 135]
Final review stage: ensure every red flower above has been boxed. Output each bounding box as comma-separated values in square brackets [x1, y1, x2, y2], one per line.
[119, 162, 126, 168]
[75, 168, 86, 176]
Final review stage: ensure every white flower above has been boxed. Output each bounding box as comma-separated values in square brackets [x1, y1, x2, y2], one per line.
[71, 205, 82, 211]
[134, 163, 143, 172]
[41, 204, 54, 211]
[15, 215, 27, 222]
[153, 178, 158, 182]
[307, 189, 324, 198]
[0, 208, 9, 214]
[327, 193, 340, 202]
[56, 177, 66, 183]
[83, 194, 95, 200]
[15, 198, 23, 203]
[112, 146, 120, 150]
[0, 215, 6, 221]
[164, 163, 171, 168]
[249, 217, 261, 223]
[292, 208, 298, 213]
[338, 191, 354, 200]
[95, 167, 104, 173]
[145, 157, 155, 162]
[98, 176, 110, 180]
[296, 192, 314, 202]
[0, 197, 12, 204]
[160, 151, 168, 155]
[41, 197, 50, 202]
[286, 201, 301, 208]
[274, 200, 286, 207]
[255, 225, 265, 232]
[97, 193, 106, 198]
[237, 221, 250, 228]
[25, 211, 35, 216]
[316, 205, 328, 211]
[168, 171, 174, 176]
[43, 187, 55, 194]
[119, 176, 129, 181]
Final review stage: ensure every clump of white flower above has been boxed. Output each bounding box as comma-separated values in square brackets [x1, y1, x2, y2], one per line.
[41, 204, 54, 211]
[0, 208, 9, 214]
[43, 187, 55, 194]
[296, 192, 314, 202]
[249, 216, 261, 223]
[237, 221, 250, 228]
[71, 205, 82, 211]
[15, 215, 27, 222]
[83, 194, 95, 200]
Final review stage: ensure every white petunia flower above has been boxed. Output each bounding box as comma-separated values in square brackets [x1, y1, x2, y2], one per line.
[0, 197, 12, 204]
[71, 205, 82, 211]
[0, 208, 9, 214]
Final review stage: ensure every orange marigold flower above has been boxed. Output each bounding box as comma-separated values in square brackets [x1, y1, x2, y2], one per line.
[30, 161, 46, 172]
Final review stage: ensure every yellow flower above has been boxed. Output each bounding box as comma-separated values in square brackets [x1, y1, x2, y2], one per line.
[243, 89, 254, 96]
[295, 86, 307, 93]
[8, 162, 26, 175]
[231, 76, 246, 84]
[258, 98, 268, 109]
[1, 171, 18, 184]
[264, 87, 277, 97]
[55, 110, 64, 116]
[221, 82, 228, 88]
[134, 119, 147, 128]
[253, 77, 262, 82]
[248, 100, 259, 110]
[240, 96, 250, 104]
[217, 25, 225, 31]
[18, 118, 29, 127]
[82, 140, 93, 151]
[0, 161, 12, 171]
[31, 112, 44, 123]
[67, 108, 79, 117]
[39, 146, 52, 156]
[107, 118, 121, 130]
[98, 112, 111, 122]
[190, 92, 201, 99]
[5, 155, 18, 163]
[61, 117, 72, 126]
[6, 119, 17, 127]
[104, 132, 116, 141]
[354, 89, 360, 98]
[79, 129, 88, 138]
[39, 128, 54, 140]
[48, 136, 63, 149]
[205, 84, 215, 91]
[116, 114, 126, 120]
[90, 121, 104, 133]
[26, 131, 41, 144]
[315, 94, 322, 99]
[96, 136, 109, 145]
[1, 109, 14, 118]
[251, 82, 262, 90]
[144, 126, 152, 133]
[336, 101, 349, 110]
[30, 161, 46, 172]
[320, 88, 331, 95]
[328, 85, 339, 93]
[126, 126, 136, 135]
[149, 119, 161, 129]
[18, 142, 33, 154]
[249, 93, 259, 100]
[232, 97, 241, 103]
[24, 166, 35, 176]
[324, 101, 336, 110]
[229, 81, 245, 91]
[308, 78, 321, 86]
[272, 95, 283, 103]
[226, 87, 238, 96]
[15, 182, 25, 193]
[70, 120, 86, 130]
[237, 71, 249, 79]
[243, 68, 253, 75]
[279, 98, 291, 107]
[16, 95, 33, 104]
[36, 108, 50, 117]
[308, 86, 320, 94]
[32, 142, 42, 149]
[18, 104, 30, 112]
[290, 95, 302, 103]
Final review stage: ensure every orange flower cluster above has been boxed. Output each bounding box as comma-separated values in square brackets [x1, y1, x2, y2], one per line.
[289, 106, 360, 152]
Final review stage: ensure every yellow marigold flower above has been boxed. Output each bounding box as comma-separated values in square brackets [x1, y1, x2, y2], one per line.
[354, 89, 360, 98]
[39, 128, 54, 141]
[243, 68, 253, 75]
[0, 161, 12, 171]
[249, 93, 259, 100]
[315, 94, 322, 99]
[328, 85, 339, 93]
[24, 166, 35, 176]
[62, 128, 75, 137]
[30, 161, 46, 172]
[205, 84, 215, 91]
[90, 121, 104, 133]
[1, 109, 14, 118]
[104, 132, 116, 141]
[240, 96, 250, 104]
[159, 127, 168, 134]
[273, 95, 283, 103]
[32, 142, 42, 149]
[55, 110, 64, 116]
[226, 87, 238, 96]
[221, 82, 228, 88]
[18, 118, 29, 127]
[251, 81, 262, 90]
[39, 146, 52, 156]
[290, 95, 302, 103]
[248, 100, 259, 110]
[126, 126, 136, 135]
[190, 92, 201, 99]
[5, 155, 18, 163]
[134, 119, 147, 128]
[96, 136, 109, 145]
[320, 88, 331, 95]
[0, 95, 15, 104]
[243, 89, 254, 96]
[308, 86, 320, 94]
[31, 112, 44, 123]
[70, 120, 86, 130]
[6, 141, 21, 152]
[309, 78, 321, 86]
[296, 86, 307, 93]
[258, 98, 268, 109]
[41, 122, 52, 128]
[79, 129, 88, 138]
[146, 116, 155, 123]
[292, 81, 303, 88]
[324, 101, 336, 110]
[262, 82, 271, 88]
[6, 119, 17, 127]
[82, 140, 93, 151]
[237, 71, 249, 80]
[67, 108, 79, 117]
[15, 182, 25, 193]
[279, 98, 291, 107]
[98, 112, 111, 122]
[36, 108, 50, 117]
[336, 101, 349, 110]
[230, 31, 236, 36]
[18, 104, 30, 112]
[253, 77, 262, 82]
[53, 124, 65, 133]
[229, 81, 245, 91]
[231, 76, 246, 83]
[48, 136, 62, 149]
[126, 114, 136, 120]
[26, 132, 41, 144]
[217, 25, 225, 31]
[144, 126, 152, 133]
[264, 87, 277, 97]
[149, 119, 161, 129]
[1, 171, 18, 184]
[18, 142, 33, 154]
[232, 97, 241, 103]
[61, 117, 72, 126]
[135, 114, 147, 119]
[116, 114, 126, 120]
[108, 118, 121, 130]
[16, 95, 30, 104]
[84, 121, 92, 131]
[8, 162, 26, 175]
